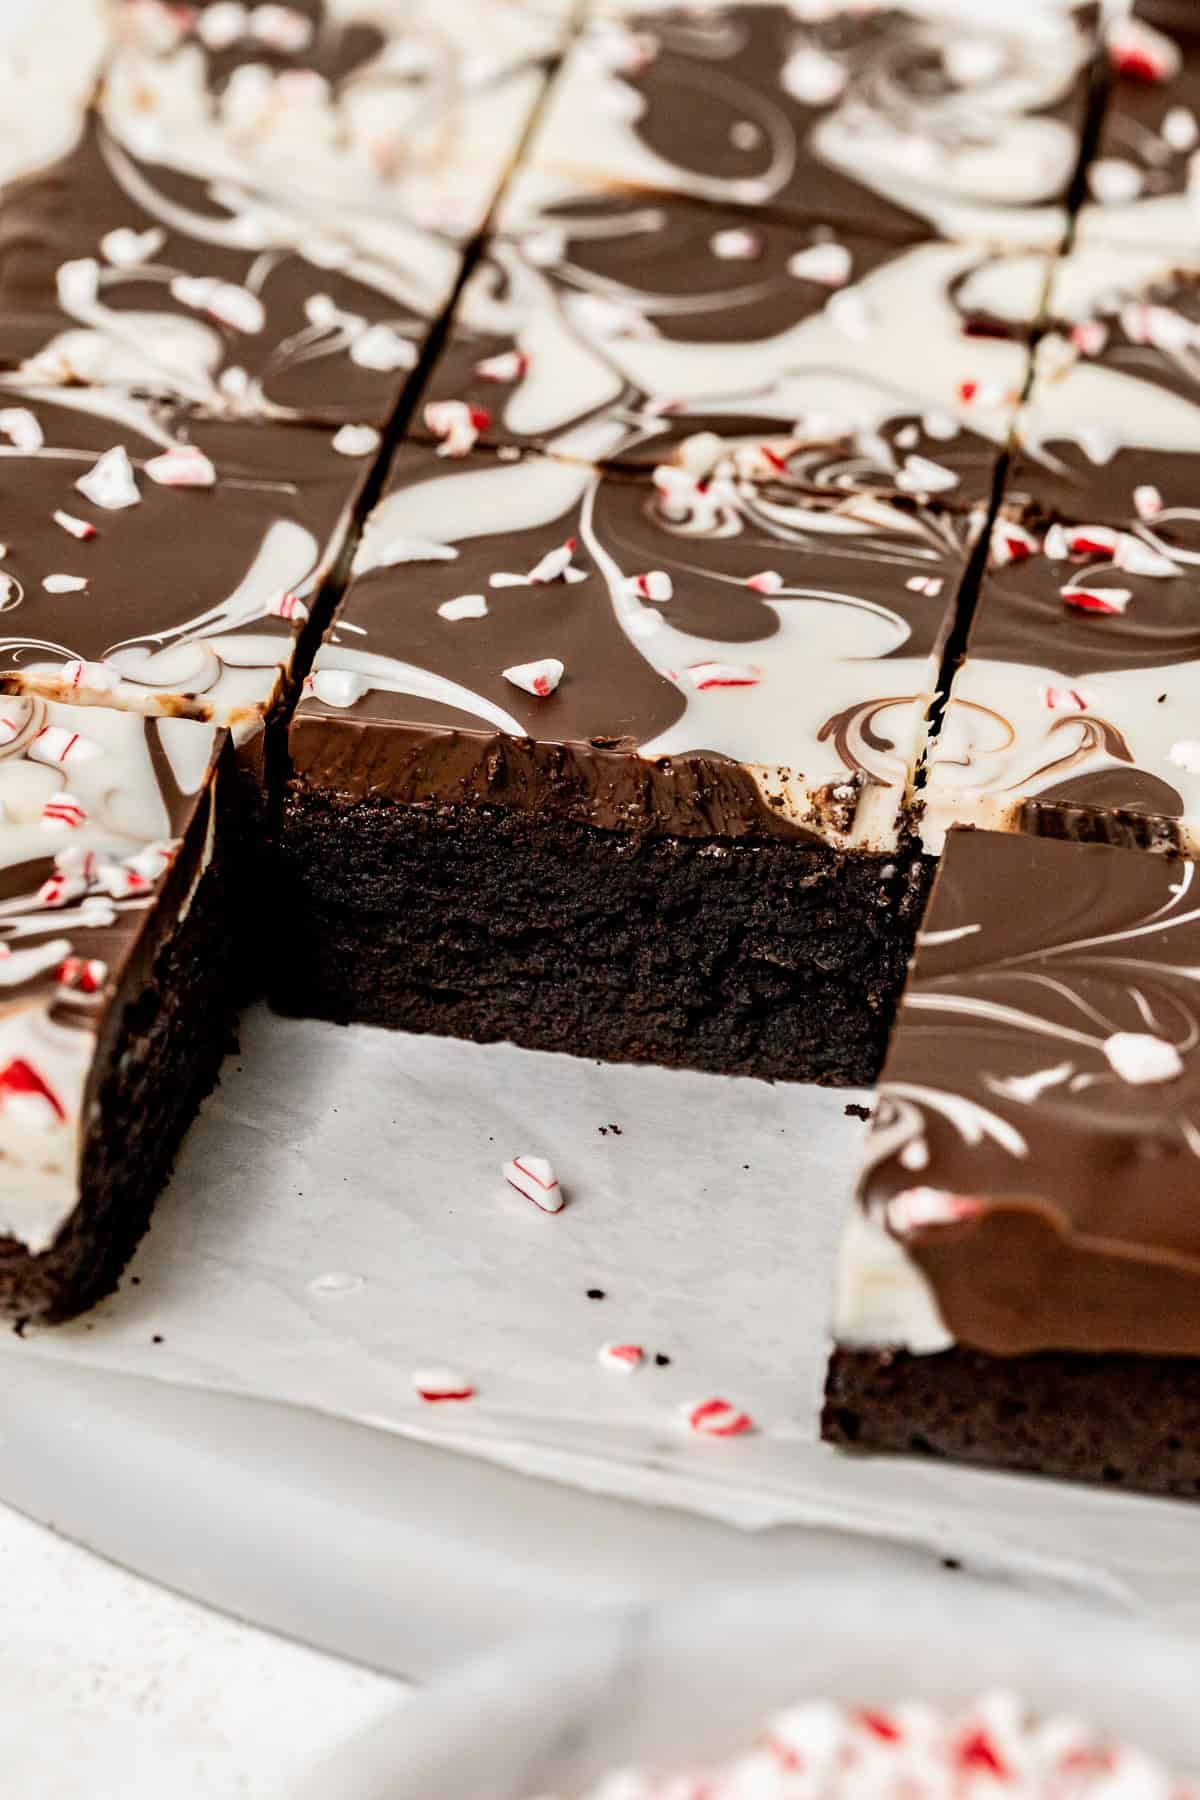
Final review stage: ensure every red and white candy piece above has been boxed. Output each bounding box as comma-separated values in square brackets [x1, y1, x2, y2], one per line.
[991, 518, 1038, 565]
[687, 661, 761, 690]
[43, 574, 87, 594]
[621, 571, 673, 602]
[1107, 16, 1181, 85]
[437, 593, 488, 622]
[788, 241, 850, 286]
[1134, 483, 1164, 519]
[1070, 319, 1108, 357]
[351, 324, 417, 373]
[54, 845, 96, 880]
[57, 956, 106, 994]
[268, 590, 309, 622]
[76, 445, 140, 511]
[475, 349, 528, 383]
[124, 840, 178, 883]
[1104, 1032, 1183, 1085]
[685, 1398, 755, 1438]
[747, 570, 784, 595]
[41, 793, 87, 828]
[145, 444, 217, 488]
[411, 1367, 476, 1404]
[62, 658, 119, 693]
[503, 1154, 563, 1212]
[331, 424, 380, 458]
[53, 510, 96, 540]
[884, 1188, 985, 1233]
[492, 539, 587, 589]
[598, 1342, 644, 1374]
[502, 658, 564, 699]
[424, 399, 491, 457]
[1061, 584, 1131, 615]
[30, 724, 102, 765]
[0, 1057, 66, 1127]
[36, 872, 88, 909]
[1040, 684, 1090, 712]
[0, 408, 43, 452]
[0, 711, 25, 744]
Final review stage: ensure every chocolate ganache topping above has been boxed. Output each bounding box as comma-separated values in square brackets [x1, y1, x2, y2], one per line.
[837, 826, 1200, 1358]
[292, 437, 980, 848]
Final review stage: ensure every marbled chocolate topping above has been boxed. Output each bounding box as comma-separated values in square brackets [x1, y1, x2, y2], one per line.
[0, 118, 459, 426]
[519, 2, 1098, 247]
[0, 390, 369, 735]
[293, 438, 979, 848]
[0, 695, 222, 1253]
[419, 187, 1034, 475]
[837, 827, 1200, 1358]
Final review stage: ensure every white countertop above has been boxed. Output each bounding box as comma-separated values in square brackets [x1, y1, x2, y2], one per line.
[0, 1501, 402, 1798]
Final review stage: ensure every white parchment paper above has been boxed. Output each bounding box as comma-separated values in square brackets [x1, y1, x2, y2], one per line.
[7, 1005, 1200, 1628]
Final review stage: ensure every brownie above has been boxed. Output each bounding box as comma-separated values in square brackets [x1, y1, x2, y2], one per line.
[0, 389, 375, 734]
[515, 3, 1099, 246]
[417, 186, 1036, 471]
[0, 696, 239, 1321]
[271, 434, 987, 1081]
[823, 826, 1200, 1495]
[100, 0, 563, 244]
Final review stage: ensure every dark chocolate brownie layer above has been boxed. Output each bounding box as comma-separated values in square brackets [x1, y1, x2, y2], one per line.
[823, 1346, 1200, 1500]
[0, 815, 240, 1325]
[273, 783, 934, 1085]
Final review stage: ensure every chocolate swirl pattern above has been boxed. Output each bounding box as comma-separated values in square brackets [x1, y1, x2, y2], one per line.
[298, 438, 981, 848]
[835, 827, 1200, 1358]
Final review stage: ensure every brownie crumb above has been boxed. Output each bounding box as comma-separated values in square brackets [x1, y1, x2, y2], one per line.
[587, 1287, 606, 1300]
[152, 1333, 164, 1344]
[608, 1123, 622, 1136]
[844, 1103, 872, 1122]
[655, 1353, 671, 1367]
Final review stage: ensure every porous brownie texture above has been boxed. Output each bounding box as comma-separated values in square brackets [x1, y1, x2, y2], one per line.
[823, 1347, 1200, 1499]
[274, 783, 934, 1085]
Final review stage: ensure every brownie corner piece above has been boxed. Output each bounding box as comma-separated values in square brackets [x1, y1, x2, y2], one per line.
[824, 825, 1200, 1497]
[0, 700, 241, 1323]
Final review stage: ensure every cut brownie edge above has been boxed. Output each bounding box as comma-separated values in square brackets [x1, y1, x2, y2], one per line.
[272, 782, 935, 1086]
[822, 1346, 1200, 1500]
[0, 805, 242, 1326]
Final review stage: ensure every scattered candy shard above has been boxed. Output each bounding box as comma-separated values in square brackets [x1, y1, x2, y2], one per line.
[504, 1155, 564, 1213]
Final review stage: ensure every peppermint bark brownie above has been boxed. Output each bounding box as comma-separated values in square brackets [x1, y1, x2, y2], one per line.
[0, 695, 237, 1321]
[823, 826, 1200, 1497]
[274, 439, 986, 1083]
[508, 2, 1100, 248]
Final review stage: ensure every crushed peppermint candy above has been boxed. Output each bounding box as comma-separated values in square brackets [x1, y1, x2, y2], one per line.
[1107, 15, 1181, 85]
[1061, 585, 1132, 615]
[52, 510, 95, 540]
[1040, 685, 1091, 712]
[685, 1397, 755, 1438]
[437, 594, 489, 622]
[306, 668, 368, 709]
[412, 1367, 476, 1404]
[1134, 484, 1164, 519]
[542, 1689, 1194, 1800]
[503, 657, 564, 698]
[884, 1188, 986, 1233]
[906, 575, 944, 597]
[598, 1343, 644, 1373]
[42, 574, 87, 594]
[41, 793, 87, 828]
[1104, 1032, 1184, 1086]
[145, 445, 217, 488]
[62, 659, 119, 693]
[621, 571, 673, 602]
[895, 455, 958, 495]
[331, 424, 381, 458]
[100, 225, 165, 267]
[76, 446, 140, 511]
[475, 349, 529, 383]
[687, 661, 761, 690]
[424, 399, 491, 457]
[491, 539, 587, 588]
[788, 241, 851, 286]
[57, 956, 106, 994]
[747, 570, 784, 595]
[267, 591, 308, 622]
[503, 1154, 564, 1212]
[991, 519, 1038, 564]
[30, 726, 101, 766]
